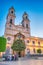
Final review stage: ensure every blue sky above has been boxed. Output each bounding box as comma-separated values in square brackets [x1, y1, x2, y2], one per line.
[0, 0, 43, 38]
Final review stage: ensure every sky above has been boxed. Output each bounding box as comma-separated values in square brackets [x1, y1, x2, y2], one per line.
[0, 0, 43, 38]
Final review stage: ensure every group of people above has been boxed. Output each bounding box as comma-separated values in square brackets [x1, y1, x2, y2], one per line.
[4, 54, 18, 61]
[12, 54, 18, 61]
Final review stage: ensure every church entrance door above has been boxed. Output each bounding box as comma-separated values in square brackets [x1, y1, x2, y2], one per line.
[18, 52, 21, 57]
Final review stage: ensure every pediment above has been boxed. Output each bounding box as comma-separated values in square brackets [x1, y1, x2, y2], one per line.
[14, 32, 25, 39]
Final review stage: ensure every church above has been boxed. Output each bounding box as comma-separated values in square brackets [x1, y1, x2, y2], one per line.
[4, 7, 43, 56]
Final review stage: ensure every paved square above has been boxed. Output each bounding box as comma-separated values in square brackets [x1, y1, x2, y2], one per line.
[0, 59, 43, 65]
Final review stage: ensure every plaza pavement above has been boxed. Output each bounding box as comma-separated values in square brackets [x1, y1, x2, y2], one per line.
[0, 58, 43, 65]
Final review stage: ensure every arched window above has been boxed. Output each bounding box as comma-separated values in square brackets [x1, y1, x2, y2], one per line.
[7, 37, 11, 41]
[9, 24, 12, 27]
[38, 42, 40, 45]
[10, 19, 12, 24]
[33, 48, 36, 53]
[32, 41, 35, 44]
[11, 11, 13, 14]
[27, 40, 29, 43]
[26, 16, 28, 19]
[26, 24, 28, 28]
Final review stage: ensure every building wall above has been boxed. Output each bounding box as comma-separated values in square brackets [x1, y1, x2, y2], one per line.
[3, 7, 43, 56]
[25, 37, 43, 54]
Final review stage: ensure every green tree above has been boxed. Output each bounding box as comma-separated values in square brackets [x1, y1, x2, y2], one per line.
[11, 39, 26, 52]
[0, 37, 6, 52]
[37, 49, 41, 54]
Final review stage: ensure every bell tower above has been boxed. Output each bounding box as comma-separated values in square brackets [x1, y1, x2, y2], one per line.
[6, 6, 16, 24]
[22, 12, 29, 27]
[4, 7, 16, 41]
[22, 12, 30, 34]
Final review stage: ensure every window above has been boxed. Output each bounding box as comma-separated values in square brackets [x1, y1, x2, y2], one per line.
[7, 37, 11, 41]
[26, 24, 28, 28]
[9, 25, 11, 27]
[26, 16, 28, 19]
[38, 42, 40, 45]
[27, 40, 29, 43]
[10, 19, 12, 24]
[32, 41, 35, 44]
[11, 11, 13, 14]
[33, 48, 36, 53]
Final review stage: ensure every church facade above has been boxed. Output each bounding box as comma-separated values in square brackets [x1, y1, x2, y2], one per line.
[4, 7, 43, 56]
